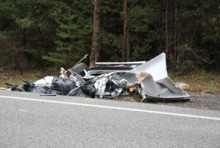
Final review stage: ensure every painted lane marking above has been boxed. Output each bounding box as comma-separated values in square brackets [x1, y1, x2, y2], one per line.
[0, 95, 220, 121]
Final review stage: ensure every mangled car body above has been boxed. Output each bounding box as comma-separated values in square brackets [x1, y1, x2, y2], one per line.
[6, 53, 190, 102]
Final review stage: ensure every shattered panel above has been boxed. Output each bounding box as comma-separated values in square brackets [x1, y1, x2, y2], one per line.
[140, 75, 160, 96]
[157, 77, 184, 94]
[129, 53, 168, 81]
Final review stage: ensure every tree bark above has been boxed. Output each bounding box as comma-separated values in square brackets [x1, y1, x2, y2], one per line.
[159, 1, 163, 53]
[122, 0, 128, 62]
[165, 0, 169, 54]
[90, 0, 102, 68]
[126, 28, 130, 61]
[173, 0, 177, 59]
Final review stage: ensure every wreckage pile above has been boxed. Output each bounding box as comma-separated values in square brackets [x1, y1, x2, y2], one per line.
[5, 53, 190, 102]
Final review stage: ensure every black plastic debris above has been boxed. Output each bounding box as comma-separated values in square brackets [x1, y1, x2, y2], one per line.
[22, 79, 53, 94]
[5, 80, 55, 94]
[51, 77, 76, 95]
[5, 83, 25, 92]
[67, 54, 89, 76]
[67, 87, 85, 97]
[81, 83, 96, 98]
[67, 63, 88, 76]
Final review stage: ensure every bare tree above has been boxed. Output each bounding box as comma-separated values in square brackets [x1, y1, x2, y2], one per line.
[122, 0, 128, 62]
[173, 0, 177, 59]
[90, 0, 102, 68]
[165, 0, 169, 54]
[126, 26, 130, 62]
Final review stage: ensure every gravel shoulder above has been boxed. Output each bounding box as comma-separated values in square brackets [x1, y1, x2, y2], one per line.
[155, 92, 220, 111]
[116, 91, 220, 111]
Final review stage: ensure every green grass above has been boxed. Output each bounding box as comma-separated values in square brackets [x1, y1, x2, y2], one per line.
[169, 70, 220, 94]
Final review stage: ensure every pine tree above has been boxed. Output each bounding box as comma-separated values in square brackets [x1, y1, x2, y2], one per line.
[43, 3, 92, 68]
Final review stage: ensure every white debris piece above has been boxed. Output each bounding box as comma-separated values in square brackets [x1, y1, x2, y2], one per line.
[34, 76, 54, 87]
[83, 69, 96, 79]
[175, 82, 189, 90]
[94, 76, 109, 99]
[59, 67, 66, 78]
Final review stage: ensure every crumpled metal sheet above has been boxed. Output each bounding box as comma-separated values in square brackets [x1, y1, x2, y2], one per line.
[94, 76, 108, 98]
[126, 53, 168, 81]
[93, 73, 128, 99]
[140, 74, 160, 96]
[121, 53, 190, 100]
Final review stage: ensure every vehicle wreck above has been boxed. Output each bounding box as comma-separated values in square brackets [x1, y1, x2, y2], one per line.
[5, 53, 190, 102]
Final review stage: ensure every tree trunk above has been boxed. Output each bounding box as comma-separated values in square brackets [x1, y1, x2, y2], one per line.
[173, 0, 177, 59]
[126, 1, 130, 62]
[90, 0, 102, 68]
[165, 0, 169, 54]
[126, 28, 130, 61]
[122, 0, 128, 62]
[159, 1, 163, 53]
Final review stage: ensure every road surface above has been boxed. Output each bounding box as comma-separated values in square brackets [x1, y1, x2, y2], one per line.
[0, 91, 220, 148]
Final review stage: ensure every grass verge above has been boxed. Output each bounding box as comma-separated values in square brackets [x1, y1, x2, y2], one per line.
[169, 70, 220, 94]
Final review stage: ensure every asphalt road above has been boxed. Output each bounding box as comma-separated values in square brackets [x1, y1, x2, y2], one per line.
[0, 91, 220, 148]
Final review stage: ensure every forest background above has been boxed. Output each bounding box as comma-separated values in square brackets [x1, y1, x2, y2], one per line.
[0, 0, 219, 93]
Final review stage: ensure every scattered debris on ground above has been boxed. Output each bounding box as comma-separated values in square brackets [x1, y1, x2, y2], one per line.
[175, 82, 189, 90]
[5, 53, 190, 102]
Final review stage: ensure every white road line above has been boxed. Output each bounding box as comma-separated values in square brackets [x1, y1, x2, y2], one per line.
[0, 95, 220, 121]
